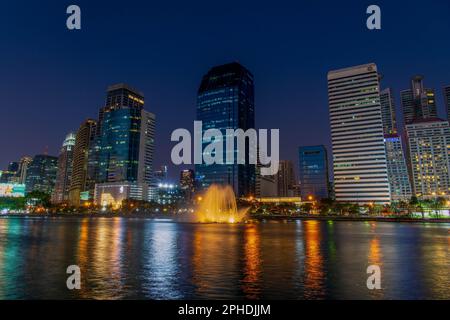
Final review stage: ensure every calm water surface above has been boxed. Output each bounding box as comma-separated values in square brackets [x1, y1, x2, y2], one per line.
[0, 216, 448, 299]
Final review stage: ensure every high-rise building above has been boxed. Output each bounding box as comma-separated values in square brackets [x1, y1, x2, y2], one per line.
[52, 132, 76, 204]
[405, 119, 450, 199]
[328, 63, 390, 204]
[401, 75, 437, 124]
[25, 155, 58, 194]
[95, 84, 155, 205]
[384, 135, 412, 201]
[154, 165, 168, 185]
[97, 84, 145, 183]
[196, 62, 255, 198]
[180, 169, 195, 201]
[444, 85, 450, 121]
[17, 156, 32, 184]
[379, 87, 412, 201]
[380, 88, 397, 135]
[255, 163, 277, 198]
[298, 145, 329, 200]
[0, 162, 19, 183]
[276, 160, 296, 197]
[69, 119, 98, 206]
[138, 110, 156, 187]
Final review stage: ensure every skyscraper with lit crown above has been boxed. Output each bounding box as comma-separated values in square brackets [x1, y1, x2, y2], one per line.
[95, 84, 155, 205]
[52, 132, 76, 203]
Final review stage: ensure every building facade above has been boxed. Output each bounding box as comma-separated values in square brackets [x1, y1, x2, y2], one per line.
[384, 135, 412, 201]
[276, 160, 296, 197]
[52, 132, 76, 203]
[405, 119, 450, 199]
[95, 84, 155, 205]
[328, 63, 391, 204]
[69, 119, 98, 206]
[401, 75, 437, 124]
[380, 88, 397, 135]
[255, 163, 277, 198]
[298, 145, 329, 200]
[0, 162, 19, 183]
[25, 155, 58, 194]
[195, 62, 256, 197]
[444, 85, 450, 121]
[379, 87, 412, 201]
[17, 156, 32, 184]
[180, 169, 195, 201]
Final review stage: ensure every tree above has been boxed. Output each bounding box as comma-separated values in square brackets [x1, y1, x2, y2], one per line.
[26, 191, 51, 209]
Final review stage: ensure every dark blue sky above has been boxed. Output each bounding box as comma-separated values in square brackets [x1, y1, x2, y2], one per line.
[1, 0, 450, 180]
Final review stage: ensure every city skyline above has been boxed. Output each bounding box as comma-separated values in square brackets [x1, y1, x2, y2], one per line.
[1, 1, 450, 180]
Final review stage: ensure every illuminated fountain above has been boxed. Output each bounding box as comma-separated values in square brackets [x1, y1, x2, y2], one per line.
[195, 184, 247, 223]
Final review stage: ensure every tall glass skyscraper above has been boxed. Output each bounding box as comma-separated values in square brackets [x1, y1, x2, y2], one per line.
[97, 84, 145, 183]
[298, 145, 329, 200]
[95, 84, 155, 204]
[25, 155, 58, 194]
[196, 62, 255, 197]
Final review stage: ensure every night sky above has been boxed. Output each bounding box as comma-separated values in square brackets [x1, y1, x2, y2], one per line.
[1, 0, 450, 181]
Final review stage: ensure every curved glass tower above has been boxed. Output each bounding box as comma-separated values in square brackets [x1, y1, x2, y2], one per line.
[196, 62, 255, 197]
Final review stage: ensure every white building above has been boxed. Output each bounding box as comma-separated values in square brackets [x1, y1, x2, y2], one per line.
[328, 63, 391, 204]
[405, 119, 450, 199]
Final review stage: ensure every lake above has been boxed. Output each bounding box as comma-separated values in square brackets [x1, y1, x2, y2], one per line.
[0, 216, 448, 299]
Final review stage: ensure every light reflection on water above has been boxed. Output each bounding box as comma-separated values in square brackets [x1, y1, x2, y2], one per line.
[0, 216, 448, 299]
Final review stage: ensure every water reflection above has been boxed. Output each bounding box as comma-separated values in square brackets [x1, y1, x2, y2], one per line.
[303, 220, 326, 298]
[241, 224, 262, 299]
[0, 217, 448, 299]
[191, 224, 241, 299]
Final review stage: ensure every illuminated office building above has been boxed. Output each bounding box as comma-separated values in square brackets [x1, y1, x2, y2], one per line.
[401, 75, 437, 124]
[444, 85, 450, 121]
[328, 63, 390, 204]
[180, 169, 195, 201]
[380, 88, 397, 135]
[17, 156, 32, 184]
[405, 119, 450, 199]
[25, 155, 58, 194]
[0, 162, 19, 183]
[95, 84, 155, 205]
[52, 132, 76, 204]
[384, 135, 412, 201]
[298, 145, 329, 200]
[196, 62, 255, 197]
[276, 160, 296, 197]
[69, 119, 98, 206]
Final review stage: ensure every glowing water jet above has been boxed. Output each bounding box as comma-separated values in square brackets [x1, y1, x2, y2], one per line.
[196, 184, 247, 223]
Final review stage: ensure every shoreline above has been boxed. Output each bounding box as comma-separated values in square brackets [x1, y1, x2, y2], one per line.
[2, 212, 450, 223]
